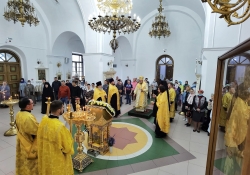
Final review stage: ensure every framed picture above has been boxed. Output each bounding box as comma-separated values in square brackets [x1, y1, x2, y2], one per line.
[38, 69, 46, 80]
[58, 74, 61, 80]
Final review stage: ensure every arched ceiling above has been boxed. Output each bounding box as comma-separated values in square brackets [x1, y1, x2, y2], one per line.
[131, 0, 205, 22]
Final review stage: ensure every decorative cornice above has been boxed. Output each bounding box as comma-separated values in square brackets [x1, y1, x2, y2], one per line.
[201, 47, 232, 53]
[82, 53, 114, 57]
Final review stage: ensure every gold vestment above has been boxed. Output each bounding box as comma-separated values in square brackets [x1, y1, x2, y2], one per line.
[16, 111, 39, 175]
[169, 88, 176, 118]
[93, 88, 107, 102]
[134, 82, 148, 112]
[107, 84, 120, 111]
[37, 116, 74, 175]
[219, 92, 233, 127]
[156, 91, 170, 133]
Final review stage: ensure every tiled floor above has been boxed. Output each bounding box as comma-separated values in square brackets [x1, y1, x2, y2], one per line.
[0, 99, 222, 175]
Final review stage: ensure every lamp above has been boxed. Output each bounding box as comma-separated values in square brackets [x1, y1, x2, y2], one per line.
[3, 0, 39, 27]
[149, 0, 171, 39]
[88, 0, 140, 52]
[201, 0, 250, 26]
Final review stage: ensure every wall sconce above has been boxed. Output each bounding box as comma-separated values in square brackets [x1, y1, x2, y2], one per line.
[196, 58, 202, 65]
[37, 59, 41, 64]
[125, 64, 128, 67]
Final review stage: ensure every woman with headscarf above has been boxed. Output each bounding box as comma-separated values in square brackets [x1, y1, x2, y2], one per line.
[185, 88, 195, 127]
[19, 78, 26, 98]
[41, 82, 54, 114]
[192, 90, 207, 133]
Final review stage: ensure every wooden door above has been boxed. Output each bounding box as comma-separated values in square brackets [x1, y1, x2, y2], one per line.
[166, 65, 173, 80]
[0, 51, 21, 97]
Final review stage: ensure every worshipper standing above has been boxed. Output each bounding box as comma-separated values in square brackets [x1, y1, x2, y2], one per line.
[93, 81, 107, 101]
[184, 81, 190, 90]
[103, 79, 109, 95]
[151, 85, 170, 138]
[52, 77, 61, 100]
[219, 86, 234, 132]
[181, 85, 190, 121]
[85, 83, 94, 103]
[37, 100, 74, 175]
[108, 78, 120, 117]
[19, 78, 27, 98]
[58, 80, 71, 105]
[66, 80, 72, 91]
[192, 90, 207, 133]
[151, 79, 158, 97]
[145, 78, 150, 99]
[80, 76, 85, 87]
[174, 80, 181, 111]
[134, 76, 148, 112]
[168, 82, 176, 122]
[131, 78, 137, 101]
[0, 81, 10, 107]
[71, 80, 82, 111]
[207, 94, 214, 136]
[185, 88, 195, 127]
[116, 79, 124, 106]
[191, 81, 197, 92]
[40, 79, 46, 111]
[15, 98, 39, 175]
[24, 80, 36, 105]
[41, 82, 54, 114]
[91, 83, 95, 90]
[125, 80, 133, 105]
[123, 76, 130, 89]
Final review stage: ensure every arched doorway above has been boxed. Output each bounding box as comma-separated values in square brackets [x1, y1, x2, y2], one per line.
[0, 50, 21, 96]
[155, 55, 174, 81]
[226, 55, 250, 84]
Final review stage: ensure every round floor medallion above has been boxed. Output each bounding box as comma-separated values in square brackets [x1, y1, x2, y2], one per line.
[82, 122, 153, 160]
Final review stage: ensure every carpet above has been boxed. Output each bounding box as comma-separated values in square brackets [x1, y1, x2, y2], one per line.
[127, 108, 153, 119]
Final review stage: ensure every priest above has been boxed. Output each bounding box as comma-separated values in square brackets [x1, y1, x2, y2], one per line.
[37, 100, 74, 175]
[134, 76, 148, 112]
[93, 81, 107, 102]
[168, 82, 176, 122]
[108, 78, 120, 117]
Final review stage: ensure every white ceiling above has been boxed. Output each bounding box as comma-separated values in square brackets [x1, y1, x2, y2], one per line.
[131, 0, 205, 22]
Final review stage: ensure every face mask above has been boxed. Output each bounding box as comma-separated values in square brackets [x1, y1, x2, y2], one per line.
[198, 94, 203, 96]
[28, 83, 31, 84]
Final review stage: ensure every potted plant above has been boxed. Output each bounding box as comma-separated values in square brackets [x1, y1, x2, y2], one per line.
[108, 136, 115, 153]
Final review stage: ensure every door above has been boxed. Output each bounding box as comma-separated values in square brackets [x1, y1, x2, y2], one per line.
[0, 51, 21, 96]
[155, 55, 174, 81]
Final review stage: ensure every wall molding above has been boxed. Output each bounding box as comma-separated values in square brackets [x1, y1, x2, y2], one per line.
[82, 53, 114, 57]
[201, 47, 232, 53]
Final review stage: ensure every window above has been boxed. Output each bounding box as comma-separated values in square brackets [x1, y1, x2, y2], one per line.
[0, 52, 18, 62]
[72, 53, 84, 77]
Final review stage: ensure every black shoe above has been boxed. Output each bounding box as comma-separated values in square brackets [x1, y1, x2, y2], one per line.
[193, 130, 197, 132]
[207, 132, 210, 136]
[197, 130, 200, 133]
[186, 123, 191, 127]
[185, 123, 188, 125]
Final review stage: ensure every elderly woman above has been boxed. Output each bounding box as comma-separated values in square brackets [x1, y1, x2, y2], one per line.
[192, 90, 207, 133]
[0, 81, 11, 107]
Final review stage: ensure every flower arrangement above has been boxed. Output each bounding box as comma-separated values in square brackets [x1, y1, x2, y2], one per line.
[108, 136, 115, 147]
[87, 100, 115, 117]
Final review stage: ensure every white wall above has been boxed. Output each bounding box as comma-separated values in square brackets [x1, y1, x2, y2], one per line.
[135, 10, 204, 83]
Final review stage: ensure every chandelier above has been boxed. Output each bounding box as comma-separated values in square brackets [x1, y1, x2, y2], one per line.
[88, 0, 140, 53]
[3, 0, 39, 27]
[149, 0, 170, 39]
[201, 0, 250, 26]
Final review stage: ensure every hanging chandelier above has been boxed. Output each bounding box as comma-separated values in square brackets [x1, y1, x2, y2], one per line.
[149, 0, 170, 39]
[201, 0, 250, 26]
[88, 0, 140, 53]
[3, 0, 39, 27]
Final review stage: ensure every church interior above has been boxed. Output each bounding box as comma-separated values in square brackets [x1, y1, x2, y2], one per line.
[0, 0, 250, 175]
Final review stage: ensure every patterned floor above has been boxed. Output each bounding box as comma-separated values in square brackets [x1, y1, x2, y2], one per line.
[0, 99, 226, 175]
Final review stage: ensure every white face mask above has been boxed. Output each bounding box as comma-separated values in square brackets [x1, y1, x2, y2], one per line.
[28, 83, 31, 84]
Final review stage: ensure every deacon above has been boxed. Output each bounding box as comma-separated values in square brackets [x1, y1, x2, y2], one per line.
[37, 100, 74, 175]
[108, 78, 121, 117]
[134, 76, 148, 112]
[16, 98, 39, 175]
[93, 81, 107, 102]
[168, 82, 176, 122]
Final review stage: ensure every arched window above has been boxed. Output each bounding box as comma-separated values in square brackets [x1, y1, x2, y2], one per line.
[0, 51, 19, 63]
[156, 55, 174, 81]
[226, 55, 250, 84]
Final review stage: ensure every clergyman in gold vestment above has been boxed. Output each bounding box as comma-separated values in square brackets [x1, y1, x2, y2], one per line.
[168, 82, 176, 121]
[16, 98, 39, 175]
[93, 81, 107, 102]
[37, 100, 74, 175]
[134, 76, 148, 112]
[224, 88, 250, 175]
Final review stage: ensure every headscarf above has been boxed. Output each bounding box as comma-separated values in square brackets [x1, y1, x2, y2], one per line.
[20, 78, 26, 83]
